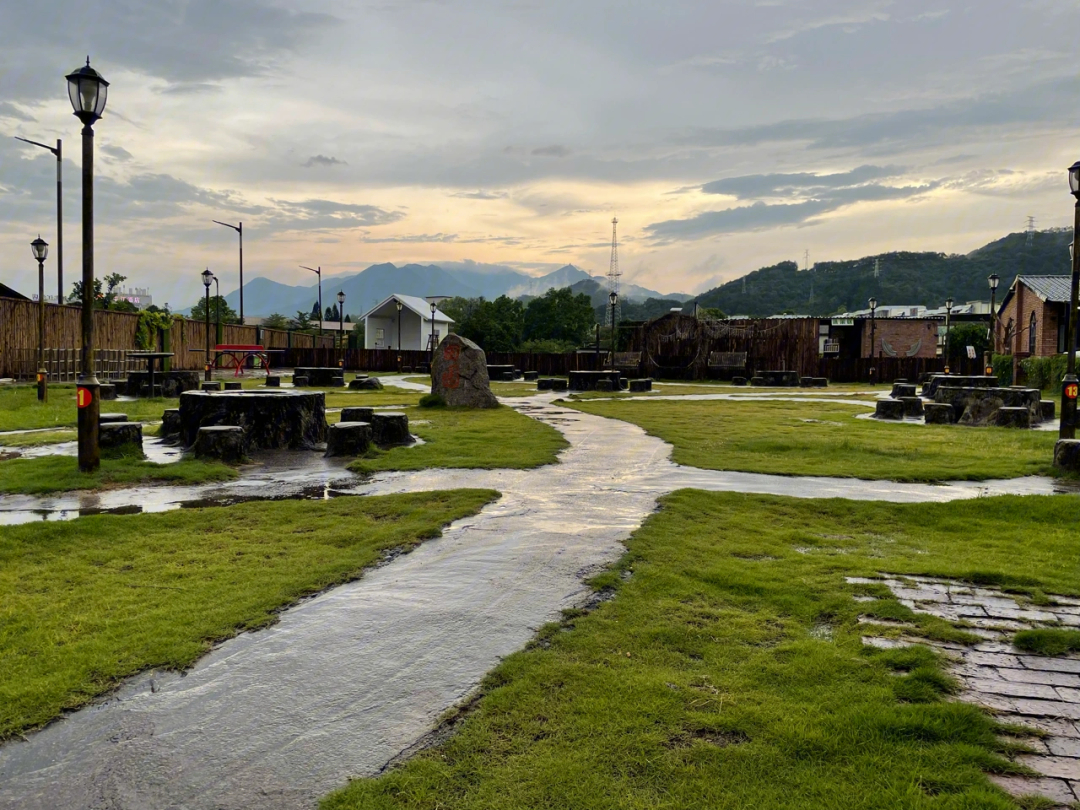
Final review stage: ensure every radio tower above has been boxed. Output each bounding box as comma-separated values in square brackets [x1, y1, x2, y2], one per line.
[606, 216, 621, 328]
[1026, 216, 1036, 249]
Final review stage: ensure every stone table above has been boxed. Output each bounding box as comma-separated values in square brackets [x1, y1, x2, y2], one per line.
[178, 390, 326, 450]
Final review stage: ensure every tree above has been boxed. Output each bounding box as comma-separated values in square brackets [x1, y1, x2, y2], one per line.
[291, 311, 314, 333]
[946, 321, 990, 363]
[326, 304, 340, 322]
[191, 295, 240, 324]
[523, 287, 596, 346]
[68, 273, 134, 310]
[262, 313, 290, 329]
[310, 300, 321, 320]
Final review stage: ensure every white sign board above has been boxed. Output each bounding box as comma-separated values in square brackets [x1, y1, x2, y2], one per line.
[966, 346, 976, 359]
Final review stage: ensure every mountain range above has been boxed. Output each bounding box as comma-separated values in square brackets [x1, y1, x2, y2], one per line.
[208, 262, 688, 318]
[690, 229, 1075, 318]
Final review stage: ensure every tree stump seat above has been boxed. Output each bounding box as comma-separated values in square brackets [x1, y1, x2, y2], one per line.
[194, 426, 247, 462]
[99, 413, 128, 424]
[923, 403, 954, 424]
[629, 379, 652, 393]
[325, 422, 372, 457]
[874, 400, 905, 420]
[371, 412, 413, 447]
[202, 381, 222, 391]
[341, 407, 374, 423]
[99, 422, 143, 451]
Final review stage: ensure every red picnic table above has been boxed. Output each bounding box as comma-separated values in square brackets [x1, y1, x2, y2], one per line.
[212, 344, 285, 377]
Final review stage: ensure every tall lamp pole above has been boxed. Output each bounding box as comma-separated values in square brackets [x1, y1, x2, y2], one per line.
[212, 220, 243, 323]
[16, 137, 63, 305]
[337, 290, 346, 366]
[300, 265, 322, 340]
[987, 274, 1000, 373]
[429, 301, 437, 362]
[944, 297, 954, 373]
[32, 236, 49, 402]
[202, 269, 214, 382]
[396, 299, 403, 371]
[67, 57, 109, 473]
[213, 274, 221, 344]
[609, 291, 618, 371]
[1060, 162, 1080, 439]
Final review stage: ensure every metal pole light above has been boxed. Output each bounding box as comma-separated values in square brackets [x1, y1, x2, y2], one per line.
[396, 299, 403, 370]
[944, 297, 954, 372]
[16, 137, 63, 304]
[214, 274, 221, 344]
[429, 301, 437, 362]
[609, 291, 618, 371]
[212, 220, 243, 323]
[1060, 161, 1080, 439]
[987, 274, 1000, 375]
[202, 268, 213, 382]
[67, 57, 109, 473]
[337, 290, 345, 364]
[32, 236, 49, 402]
[869, 297, 877, 356]
[300, 265, 322, 340]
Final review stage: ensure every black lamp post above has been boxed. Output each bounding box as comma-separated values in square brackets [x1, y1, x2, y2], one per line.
[429, 301, 437, 361]
[16, 136, 63, 305]
[67, 57, 109, 473]
[989, 273, 997, 367]
[868, 297, 877, 355]
[300, 265, 322, 340]
[202, 268, 213, 382]
[396, 299, 403, 370]
[337, 290, 346, 365]
[32, 236, 49, 402]
[212, 220, 243, 323]
[1060, 161, 1080, 440]
[213, 274, 221, 345]
[944, 297, 954, 373]
[609, 291, 618, 371]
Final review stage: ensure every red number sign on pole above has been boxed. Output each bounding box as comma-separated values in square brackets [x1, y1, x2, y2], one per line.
[1066, 383, 1079, 401]
[77, 387, 93, 408]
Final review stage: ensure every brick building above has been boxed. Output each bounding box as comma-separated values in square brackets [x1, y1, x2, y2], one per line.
[995, 276, 1074, 358]
[858, 317, 940, 359]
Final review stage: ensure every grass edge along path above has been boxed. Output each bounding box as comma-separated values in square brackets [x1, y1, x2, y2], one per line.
[0, 489, 498, 740]
[349, 405, 568, 474]
[563, 398, 1057, 482]
[324, 490, 1080, 810]
[0, 454, 239, 495]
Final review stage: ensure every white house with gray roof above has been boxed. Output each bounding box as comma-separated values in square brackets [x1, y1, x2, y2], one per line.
[360, 294, 455, 351]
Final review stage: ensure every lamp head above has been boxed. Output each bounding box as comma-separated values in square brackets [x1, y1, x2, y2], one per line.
[868, 297, 877, 312]
[988, 273, 999, 291]
[201, 268, 213, 289]
[65, 57, 109, 125]
[30, 235, 48, 262]
[395, 299, 403, 311]
[945, 297, 953, 310]
[609, 291, 618, 306]
[336, 290, 345, 305]
[1069, 161, 1080, 198]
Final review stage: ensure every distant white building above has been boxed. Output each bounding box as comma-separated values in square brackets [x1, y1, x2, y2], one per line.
[360, 294, 454, 351]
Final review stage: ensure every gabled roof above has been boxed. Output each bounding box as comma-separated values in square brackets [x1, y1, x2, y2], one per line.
[360, 294, 454, 323]
[998, 275, 1071, 314]
[0, 282, 29, 300]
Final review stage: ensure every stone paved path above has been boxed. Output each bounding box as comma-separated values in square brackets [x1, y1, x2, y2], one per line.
[854, 576, 1080, 806]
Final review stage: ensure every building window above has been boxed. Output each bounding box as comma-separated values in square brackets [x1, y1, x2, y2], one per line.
[1028, 312, 1037, 355]
[1003, 318, 1014, 353]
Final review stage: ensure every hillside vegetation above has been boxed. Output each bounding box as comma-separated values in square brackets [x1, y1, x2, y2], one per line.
[692, 229, 1073, 317]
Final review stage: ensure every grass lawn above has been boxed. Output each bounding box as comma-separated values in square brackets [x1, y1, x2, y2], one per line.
[324, 387, 424, 409]
[325, 491, 1080, 810]
[0, 454, 238, 495]
[0, 429, 78, 448]
[349, 406, 568, 474]
[0, 489, 497, 740]
[0, 384, 177, 432]
[564, 398, 1057, 482]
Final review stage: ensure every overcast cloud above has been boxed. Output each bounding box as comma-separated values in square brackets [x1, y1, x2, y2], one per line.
[2, 0, 1080, 305]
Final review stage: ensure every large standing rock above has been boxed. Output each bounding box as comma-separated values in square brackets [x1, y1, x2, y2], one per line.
[178, 390, 326, 450]
[371, 412, 414, 446]
[431, 335, 499, 408]
[194, 426, 247, 463]
[325, 422, 372, 457]
[341, 407, 374, 423]
[349, 377, 384, 391]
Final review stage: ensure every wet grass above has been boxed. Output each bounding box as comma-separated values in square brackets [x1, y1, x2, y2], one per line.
[0, 453, 237, 495]
[324, 491, 1080, 810]
[0, 489, 497, 741]
[565, 398, 1056, 482]
[348, 406, 568, 473]
[0, 384, 177, 432]
[0, 429, 78, 448]
[1012, 629, 1080, 656]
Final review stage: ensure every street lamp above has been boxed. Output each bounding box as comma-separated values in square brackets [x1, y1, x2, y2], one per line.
[212, 220, 243, 323]
[944, 297, 954, 372]
[202, 268, 214, 382]
[67, 56, 109, 473]
[300, 265, 322, 339]
[609, 291, 618, 371]
[395, 299, 403, 370]
[213, 274, 221, 345]
[16, 136, 63, 305]
[868, 297, 878, 358]
[429, 300, 437, 362]
[32, 236, 49, 402]
[1060, 161, 1080, 439]
[337, 290, 346, 364]
[988, 274, 1000, 363]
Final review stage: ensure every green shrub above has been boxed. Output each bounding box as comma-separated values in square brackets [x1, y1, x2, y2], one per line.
[1013, 628, 1080, 656]
[1019, 354, 1069, 394]
[419, 393, 447, 408]
[991, 354, 1013, 387]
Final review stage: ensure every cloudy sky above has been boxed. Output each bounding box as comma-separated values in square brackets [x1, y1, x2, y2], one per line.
[2, 0, 1079, 309]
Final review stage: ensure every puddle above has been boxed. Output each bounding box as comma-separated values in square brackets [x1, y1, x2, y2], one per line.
[0, 395, 1075, 809]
